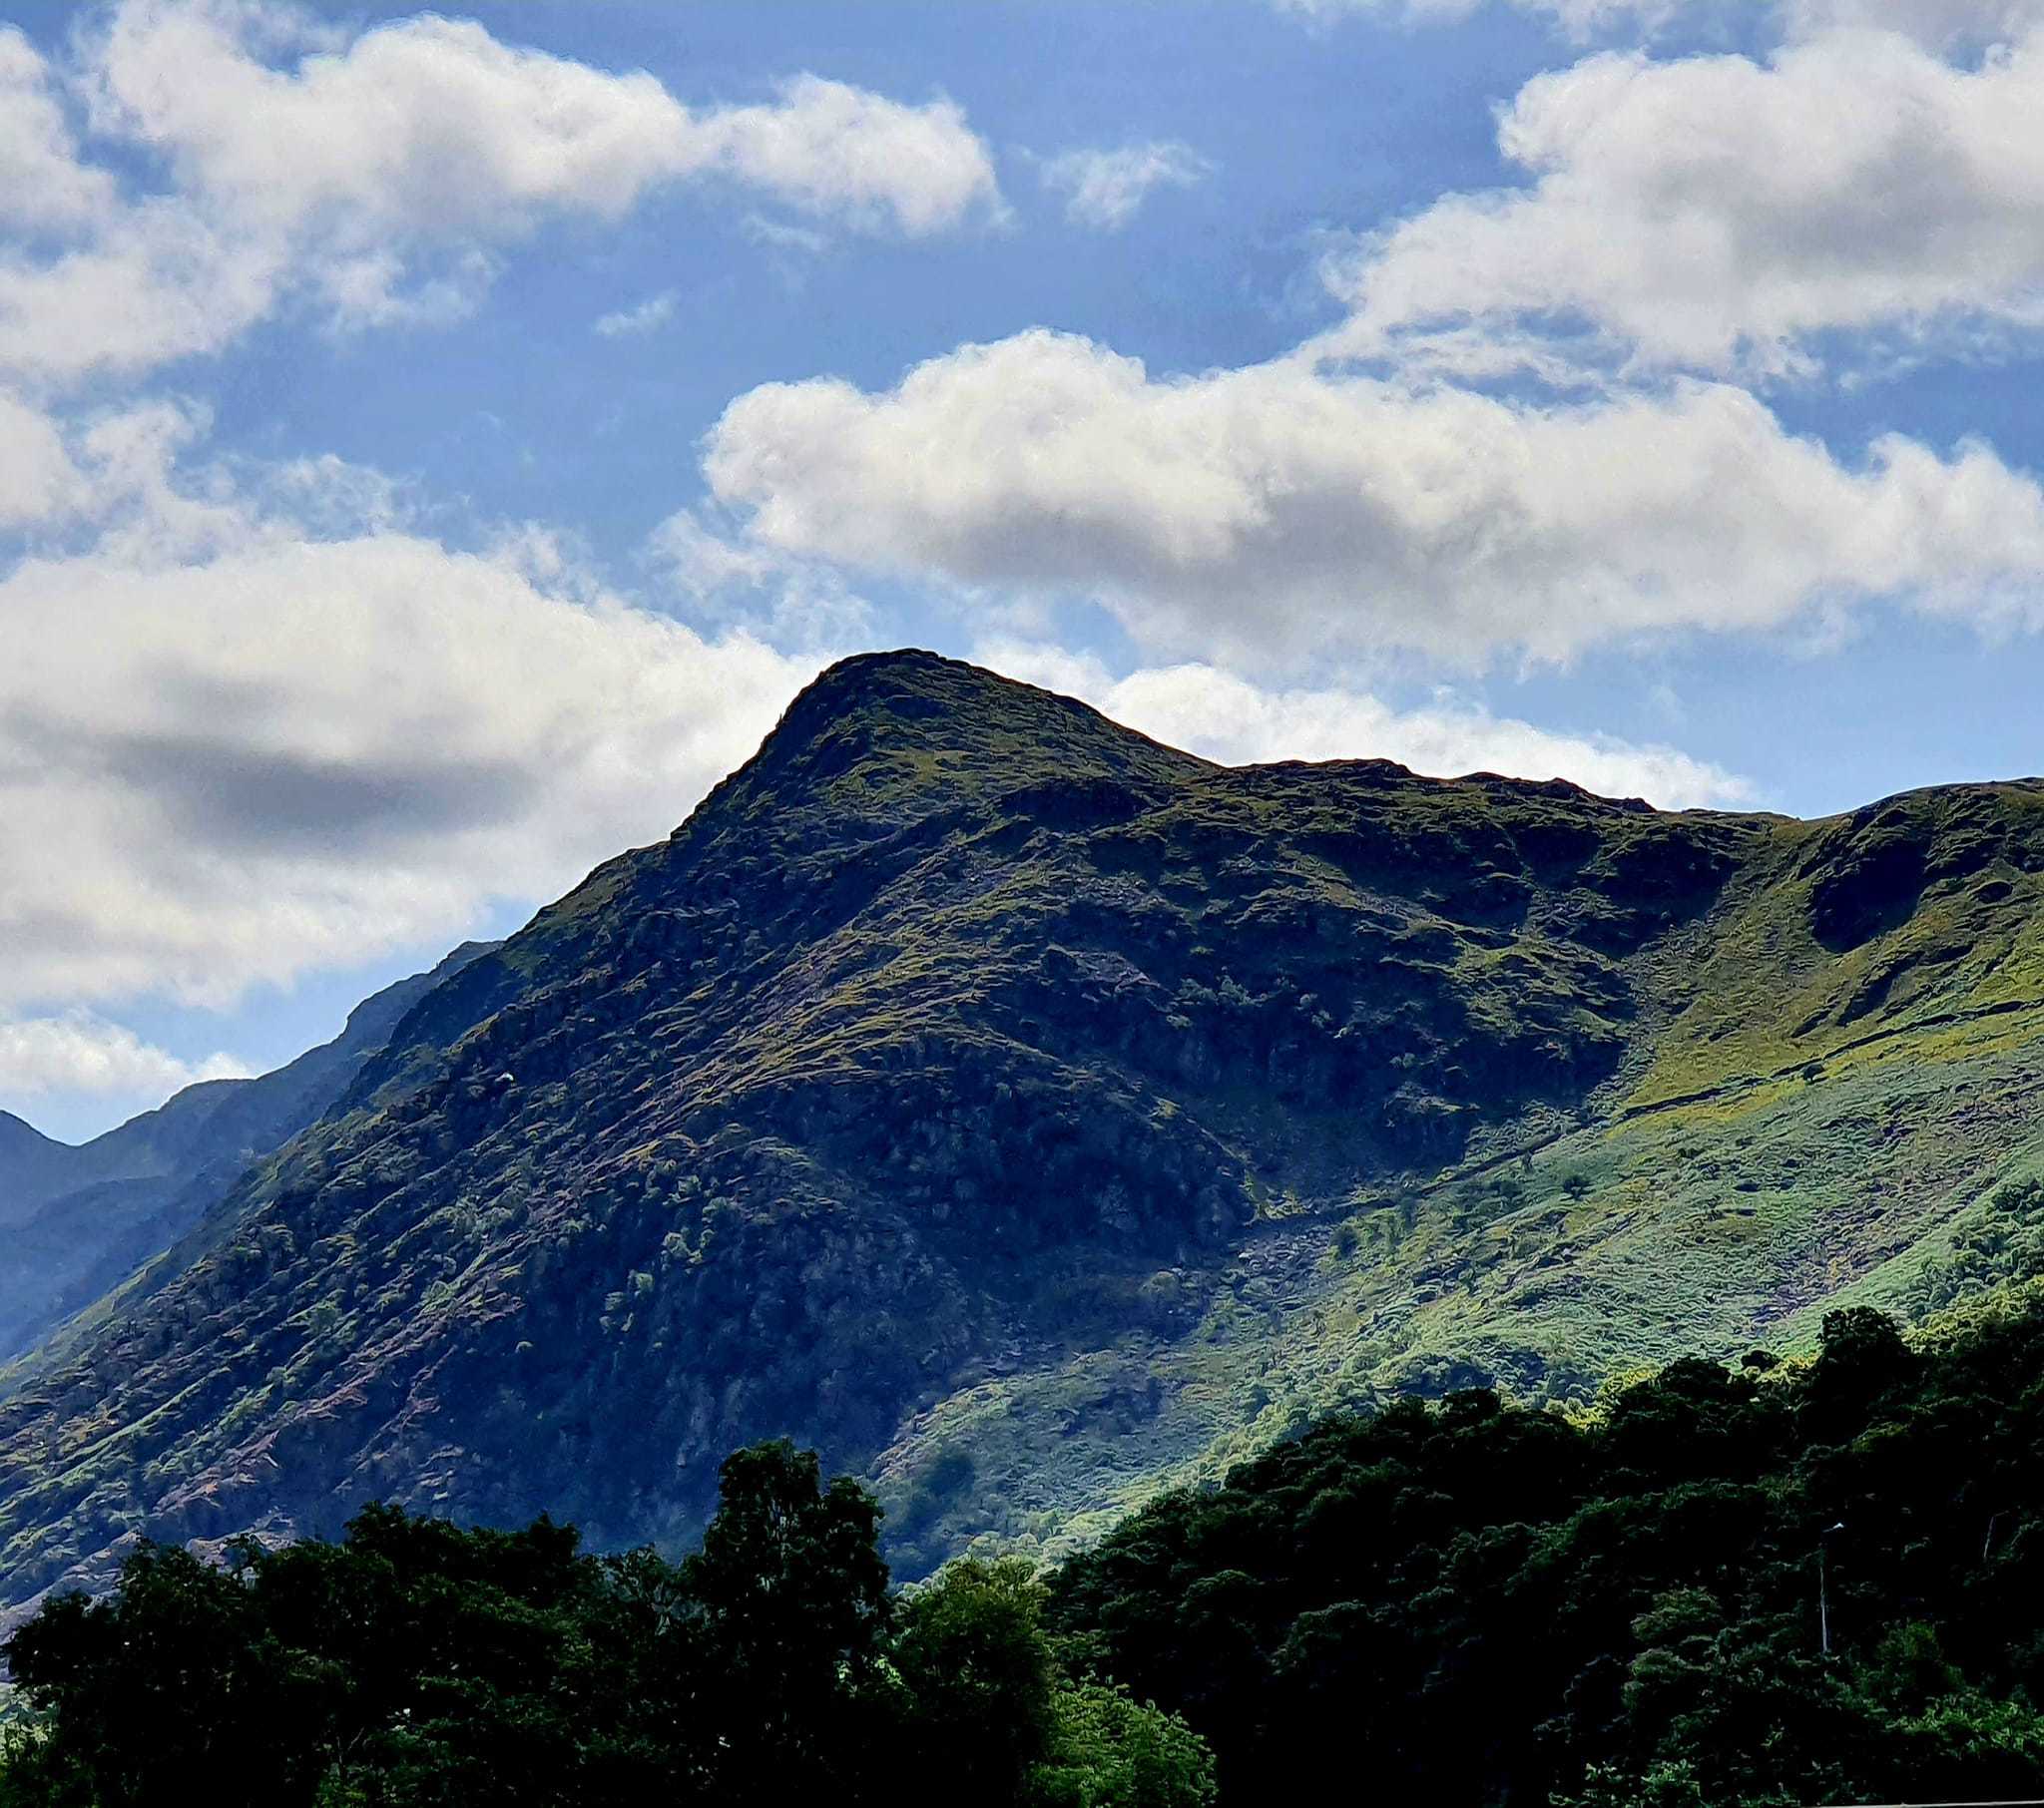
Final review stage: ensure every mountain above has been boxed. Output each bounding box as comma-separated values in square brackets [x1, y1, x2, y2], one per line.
[0, 1114, 78, 1218]
[5, 650, 2044, 1611]
[0, 943, 497, 1361]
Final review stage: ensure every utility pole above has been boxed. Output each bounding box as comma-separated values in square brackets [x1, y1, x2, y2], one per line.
[1819, 1521, 1846, 1656]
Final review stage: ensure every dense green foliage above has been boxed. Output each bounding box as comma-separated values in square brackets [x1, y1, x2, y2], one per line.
[16, 1293, 2044, 1805]
[11, 653, 2044, 1610]
[1048, 1292, 2044, 1806]
[0, 1441, 1212, 1808]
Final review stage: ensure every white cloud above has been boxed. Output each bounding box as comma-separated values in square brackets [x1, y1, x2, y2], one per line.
[0, 427, 819, 1008]
[686, 74, 1000, 236]
[1324, 26, 2044, 376]
[1039, 141, 1213, 229]
[978, 641, 1752, 807]
[90, 9, 999, 244]
[594, 290, 678, 337]
[1270, 0, 1689, 37]
[703, 327, 2044, 666]
[0, 26, 116, 231]
[648, 507, 789, 597]
[644, 508, 875, 651]
[0, 392, 86, 529]
[1271, 0, 2044, 42]
[0, 1013, 247, 1100]
[1, 1, 1001, 385]
[1785, 0, 2044, 43]
[743, 214, 832, 255]
[0, 201, 285, 385]
[86, 4, 691, 241]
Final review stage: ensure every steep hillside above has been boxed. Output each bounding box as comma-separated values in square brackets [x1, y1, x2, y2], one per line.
[0, 944, 496, 1360]
[3, 652, 2043, 1609]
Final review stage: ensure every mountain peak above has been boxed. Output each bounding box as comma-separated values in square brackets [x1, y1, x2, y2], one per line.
[766, 649, 1127, 753]
[757, 653, 1673, 821]
[0, 1109, 62, 1155]
[801, 645, 972, 697]
[705, 650, 1198, 840]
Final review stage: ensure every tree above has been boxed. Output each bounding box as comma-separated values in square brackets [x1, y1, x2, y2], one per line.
[3, 1542, 308, 1806]
[0, 1725, 72, 1808]
[1802, 1306, 1915, 1438]
[1026, 1680, 1217, 1808]
[682, 1439, 893, 1801]
[892, 1559, 1058, 1804]
[0, 1440, 1219, 1808]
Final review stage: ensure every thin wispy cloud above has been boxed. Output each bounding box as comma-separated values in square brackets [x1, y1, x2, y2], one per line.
[1038, 140, 1214, 228]
[594, 290, 678, 337]
[743, 214, 833, 254]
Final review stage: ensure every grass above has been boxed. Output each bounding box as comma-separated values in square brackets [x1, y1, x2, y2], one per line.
[862, 1005, 2044, 1576]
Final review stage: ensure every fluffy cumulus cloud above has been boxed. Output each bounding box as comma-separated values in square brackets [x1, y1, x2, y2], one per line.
[0, 1013, 247, 1100]
[1324, 24, 2044, 374]
[0, 1, 1000, 384]
[704, 328, 2044, 665]
[687, 74, 999, 236]
[978, 643, 1752, 808]
[0, 431, 817, 1009]
[1039, 141, 1214, 229]
[684, 0, 2044, 674]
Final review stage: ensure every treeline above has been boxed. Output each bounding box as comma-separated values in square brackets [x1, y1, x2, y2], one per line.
[12, 1291, 2044, 1806]
[1048, 1293, 2044, 1805]
[0, 1442, 1211, 1808]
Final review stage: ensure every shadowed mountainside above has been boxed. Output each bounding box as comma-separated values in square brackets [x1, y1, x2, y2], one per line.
[5, 651, 2044, 1607]
[0, 944, 496, 1360]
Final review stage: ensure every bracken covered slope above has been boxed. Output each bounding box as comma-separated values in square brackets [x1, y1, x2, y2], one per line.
[4, 651, 2044, 1606]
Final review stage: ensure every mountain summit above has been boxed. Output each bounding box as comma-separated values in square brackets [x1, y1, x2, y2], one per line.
[5, 651, 2044, 1606]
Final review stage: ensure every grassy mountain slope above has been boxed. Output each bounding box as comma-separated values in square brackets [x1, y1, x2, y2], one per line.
[2, 651, 2042, 1608]
[0, 943, 497, 1361]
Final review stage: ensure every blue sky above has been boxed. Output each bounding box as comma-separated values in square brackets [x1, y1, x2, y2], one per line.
[3, 0, 2043, 1140]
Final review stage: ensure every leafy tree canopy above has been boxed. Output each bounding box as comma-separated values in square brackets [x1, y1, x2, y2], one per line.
[0, 1440, 1211, 1808]
[1047, 1292, 2044, 1805]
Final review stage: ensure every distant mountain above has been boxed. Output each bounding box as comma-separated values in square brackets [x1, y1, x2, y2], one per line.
[0, 943, 496, 1360]
[0, 1114, 78, 1219]
[5, 651, 2044, 1612]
